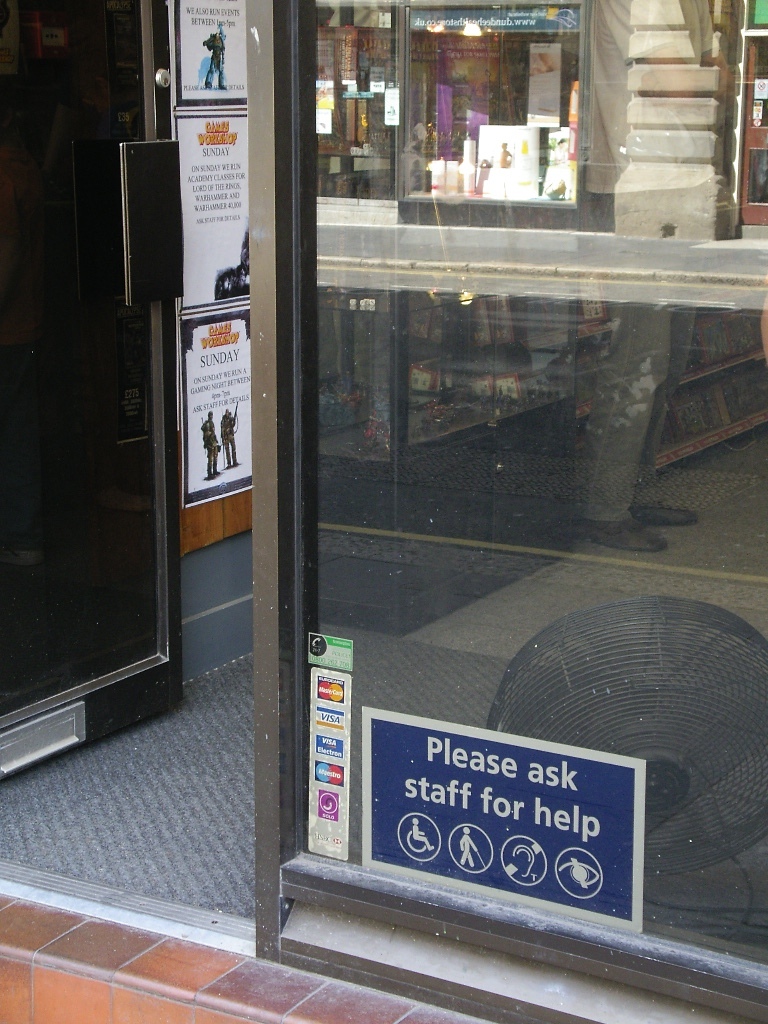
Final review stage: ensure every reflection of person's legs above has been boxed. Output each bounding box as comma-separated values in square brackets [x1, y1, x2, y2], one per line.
[0, 343, 42, 563]
[639, 308, 696, 472]
[583, 304, 672, 550]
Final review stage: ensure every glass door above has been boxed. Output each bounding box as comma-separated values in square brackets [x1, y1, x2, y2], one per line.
[0, 0, 180, 774]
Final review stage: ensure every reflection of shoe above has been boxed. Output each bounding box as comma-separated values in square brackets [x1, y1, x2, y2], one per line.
[582, 518, 667, 552]
[0, 546, 44, 566]
[631, 505, 697, 527]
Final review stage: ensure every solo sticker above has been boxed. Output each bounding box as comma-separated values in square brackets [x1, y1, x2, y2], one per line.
[317, 789, 341, 821]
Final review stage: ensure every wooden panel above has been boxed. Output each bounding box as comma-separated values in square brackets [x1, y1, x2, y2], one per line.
[180, 500, 225, 555]
[222, 490, 253, 537]
[179, 493, 252, 556]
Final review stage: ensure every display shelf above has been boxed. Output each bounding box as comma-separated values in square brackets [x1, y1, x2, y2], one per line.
[679, 348, 765, 384]
[408, 370, 565, 444]
[656, 408, 768, 467]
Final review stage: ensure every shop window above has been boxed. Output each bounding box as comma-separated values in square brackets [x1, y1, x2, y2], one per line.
[406, 6, 580, 204]
[317, 4, 400, 201]
[302, 0, 768, 1010]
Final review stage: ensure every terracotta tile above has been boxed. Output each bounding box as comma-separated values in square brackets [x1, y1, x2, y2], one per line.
[197, 959, 324, 1022]
[0, 895, 17, 912]
[0, 902, 84, 963]
[32, 966, 110, 1024]
[36, 919, 162, 980]
[113, 986, 194, 1024]
[114, 937, 243, 1002]
[195, 1011, 259, 1024]
[283, 981, 413, 1024]
[0, 955, 32, 1024]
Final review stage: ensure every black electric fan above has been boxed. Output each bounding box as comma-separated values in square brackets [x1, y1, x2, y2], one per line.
[487, 597, 768, 874]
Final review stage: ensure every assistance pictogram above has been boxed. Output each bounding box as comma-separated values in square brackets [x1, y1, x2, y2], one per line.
[397, 813, 441, 862]
[500, 836, 547, 886]
[448, 824, 493, 873]
[555, 848, 603, 899]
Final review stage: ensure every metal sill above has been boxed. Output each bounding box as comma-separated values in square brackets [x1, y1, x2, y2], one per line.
[281, 854, 768, 1023]
[0, 859, 255, 957]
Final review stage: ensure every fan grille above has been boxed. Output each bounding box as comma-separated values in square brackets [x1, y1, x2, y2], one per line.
[487, 597, 768, 873]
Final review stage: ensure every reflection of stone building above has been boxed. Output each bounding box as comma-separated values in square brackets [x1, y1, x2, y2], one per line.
[611, 0, 731, 238]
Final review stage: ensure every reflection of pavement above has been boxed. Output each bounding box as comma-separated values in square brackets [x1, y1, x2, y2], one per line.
[317, 223, 768, 309]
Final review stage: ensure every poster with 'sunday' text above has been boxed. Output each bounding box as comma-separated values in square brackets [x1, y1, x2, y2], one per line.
[175, 0, 247, 104]
[180, 309, 252, 506]
[178, 111, 248, 310]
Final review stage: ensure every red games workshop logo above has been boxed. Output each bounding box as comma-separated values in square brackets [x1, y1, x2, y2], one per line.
[317, 674, 345, 703]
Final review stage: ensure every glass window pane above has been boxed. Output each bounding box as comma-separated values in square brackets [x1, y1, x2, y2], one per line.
[310, 0, 768, 966]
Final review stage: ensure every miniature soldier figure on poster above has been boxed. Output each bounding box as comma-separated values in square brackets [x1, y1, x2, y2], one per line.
[201, 410, 220, 479]
[203, 23, 226, 90]
[220, 405, 238, 468]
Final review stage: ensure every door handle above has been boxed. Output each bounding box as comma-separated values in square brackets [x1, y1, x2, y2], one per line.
[120, 140, 183, 305]
[73, 140, 183, 304]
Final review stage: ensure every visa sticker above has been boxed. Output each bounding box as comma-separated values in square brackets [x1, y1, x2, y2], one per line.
[316, 706, 345, 730]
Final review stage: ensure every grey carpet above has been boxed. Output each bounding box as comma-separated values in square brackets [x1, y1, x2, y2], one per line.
[1, 637, 767, 953]
[0, 657, 255, 918]
[321, 448, 761, 510]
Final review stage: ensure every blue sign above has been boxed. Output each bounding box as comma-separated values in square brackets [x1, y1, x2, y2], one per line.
[363, 710, 645, 930]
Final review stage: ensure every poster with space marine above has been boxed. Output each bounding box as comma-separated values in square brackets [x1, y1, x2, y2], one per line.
[180, 309, 252, 506]
[177, 112, 248, 309]
[174, 0, 247, 105]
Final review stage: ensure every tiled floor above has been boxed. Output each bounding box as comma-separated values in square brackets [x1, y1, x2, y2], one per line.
[0, 896, 483, 1024]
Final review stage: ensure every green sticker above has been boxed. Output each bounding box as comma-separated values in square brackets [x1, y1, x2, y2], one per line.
[308, 633, 354, 672]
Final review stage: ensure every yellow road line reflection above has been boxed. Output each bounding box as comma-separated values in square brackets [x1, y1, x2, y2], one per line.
[319, 522, 768, 586]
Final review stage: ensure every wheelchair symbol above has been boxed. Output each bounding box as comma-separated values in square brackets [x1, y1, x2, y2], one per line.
[397, 813, 441, 862]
